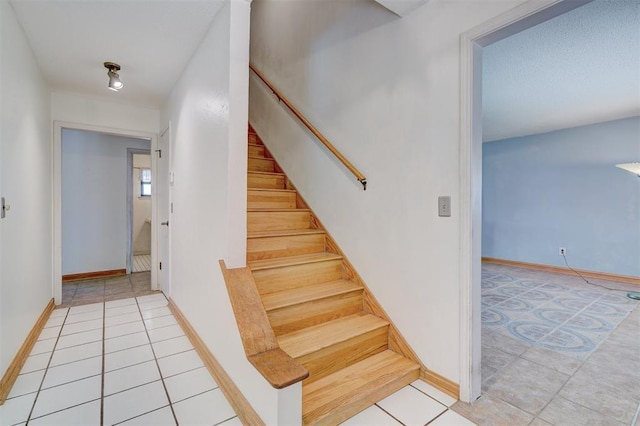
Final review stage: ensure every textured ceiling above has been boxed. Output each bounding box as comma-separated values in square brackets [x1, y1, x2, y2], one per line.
[482, 0, 640, 142]
[9, 0, 225, 108]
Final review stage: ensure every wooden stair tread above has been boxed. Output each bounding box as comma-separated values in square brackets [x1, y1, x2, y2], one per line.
[248, 171, 285, 177]
[302, 350, 420, 424]
[249, 252, 342, 271]
[247, 188, 296, 193]
[262, 280, 363, 311]
[278, 313, 388, 358]
[248, 208, 310, 213]
[247, 229, 325, 239]
[248, 155, 273, 160]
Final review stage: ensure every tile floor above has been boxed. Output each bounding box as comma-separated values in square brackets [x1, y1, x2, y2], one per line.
[61, 272, 158, 308]
[0, 293, 241, 426]
[452, 263, 640, 425]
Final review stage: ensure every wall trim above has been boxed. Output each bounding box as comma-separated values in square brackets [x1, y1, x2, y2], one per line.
[420, 369, 460, 400]
[483, 257, 640, 285]
[62, 269, 126, 282]
[168, 299, 265, 426]
[0, 298, 55, 404]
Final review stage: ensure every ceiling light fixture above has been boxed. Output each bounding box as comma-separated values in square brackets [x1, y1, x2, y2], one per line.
[104, 62, 123, 92]
[615, 162, 640, 177]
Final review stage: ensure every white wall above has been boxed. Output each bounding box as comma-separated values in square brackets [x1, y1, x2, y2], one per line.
[161, 1, 289, 423]
[52, 92, 160, 135]
[133, 154, 152, 255]
[249, 0, 528, 384]
[0, 0, 52, 382]
[62, 129, 150, 275]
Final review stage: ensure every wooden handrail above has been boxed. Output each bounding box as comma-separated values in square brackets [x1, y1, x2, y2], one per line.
[249, 64, 367, 190]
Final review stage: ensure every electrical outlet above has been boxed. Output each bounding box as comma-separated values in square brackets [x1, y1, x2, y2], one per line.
[559, 247, 566, 256]
[438, 196, 451, 217]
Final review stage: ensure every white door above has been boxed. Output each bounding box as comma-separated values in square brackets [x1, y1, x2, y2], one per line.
[158, 125, 171, 295]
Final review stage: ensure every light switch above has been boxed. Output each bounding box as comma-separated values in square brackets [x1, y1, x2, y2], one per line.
[438, 196, 451, 217]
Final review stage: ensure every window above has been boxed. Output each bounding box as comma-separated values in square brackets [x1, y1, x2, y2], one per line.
[140, 168, 151, 197]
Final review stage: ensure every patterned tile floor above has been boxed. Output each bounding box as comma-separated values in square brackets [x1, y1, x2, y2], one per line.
[61, 272, 158, 308]
[452, 263, 640, 425]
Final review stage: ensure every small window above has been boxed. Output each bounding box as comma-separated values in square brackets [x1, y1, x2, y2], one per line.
[140, 169, 151, 197]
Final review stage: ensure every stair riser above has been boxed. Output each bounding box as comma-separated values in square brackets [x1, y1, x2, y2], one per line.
[247, 211, 311, 233]
[303, 366, 419, 425]
[248, 173, 285, 190]
[296, 326, 389, 385]
[247, 233, 325, 261]
[269, 290, 363, 336]
[248, 144, 265, 157]
[248, 133, 259, 144]
[249, 157, 275, 173]
[247, 191, 297, 210]
[253, 260, 343, 294]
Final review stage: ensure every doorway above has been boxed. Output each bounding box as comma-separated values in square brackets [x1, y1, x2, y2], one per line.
[458, 0, 593, 403]
[128, 150, 152, 274]
[53, 122, 161, 305]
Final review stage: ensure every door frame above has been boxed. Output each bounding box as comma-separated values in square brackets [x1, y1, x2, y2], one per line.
[126, 148, 152, 275]
[458, 0, 592, 402]
[53, 121, 159, 304]
[158, 123, 172, 296]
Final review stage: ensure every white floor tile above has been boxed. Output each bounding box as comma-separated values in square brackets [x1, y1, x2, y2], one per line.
[430, 410, 477, 425]
[49, 308, 69, 318]
[136, 293, 167, 304]
[69, 303, 103, 315]
[7, 369, 46, 399]
[105, 344, 155, 372]
[105, 311, 142, 327]
[138, 299, 169, 312]
[141, 306, 172, 320]
[157, 350, 204, 378]
[152, 336, 194, 359]
[41, 356, 102, 389]
[105, 321, 145, 339]
[56, 328, 102, 350]
[147, 324, 184, 343]
[104, 360, 161, 396]
[172, 389, 235, 426]
[0, 392, 37, 426]
[61, 318, 103, 336]
[65, 309, 103, 324]
[218, 417, 243, 426]
[29, 399, 101, 426]
[411, 380, 458, 407]
[103, 380, 170, 425]
[105, 331, 149, 354]
[44, 316, 65, 328]
[376, 386, 447, 426]
[38, 326, 62, 341]
[31, 376, 101, 419]
[340, 405, 402, 425]
[144, 315, 177, 330]
[30, 339, 56, 356]
[119, 406, 177, 426]
[105, 304, 139, 318]
[105, 297, 137, 309]
[21, 352, 51, 374]
[50, 341, 102, 367]
[164, 367, 217, 403]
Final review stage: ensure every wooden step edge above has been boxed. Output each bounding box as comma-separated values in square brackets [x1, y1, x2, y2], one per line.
[248, 155, 274, 161]
[248, 142, 263, 147]
[247, 188, 297, 194]
[247, 171, 285, 177]
[247, 229, 325, 239]
[247, 208, 310, 213]
[262, 280, 363, 311]
[278, 313, 389, 358]
[248, 253, 343, 271]
[248, 348, 309, 389]
[302, 351, 420, 425]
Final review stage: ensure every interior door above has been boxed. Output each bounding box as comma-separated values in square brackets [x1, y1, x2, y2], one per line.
[158, 125, 171, 295]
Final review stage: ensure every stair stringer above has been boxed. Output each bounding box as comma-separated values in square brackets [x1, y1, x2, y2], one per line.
[257, 136, 459, 400]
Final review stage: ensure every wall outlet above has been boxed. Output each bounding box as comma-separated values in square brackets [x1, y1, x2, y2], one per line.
[438, 196, 451, 217]
[559, 247, 566, 256]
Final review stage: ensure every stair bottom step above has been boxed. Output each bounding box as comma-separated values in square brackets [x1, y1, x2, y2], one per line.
[302, 350, 420, 425]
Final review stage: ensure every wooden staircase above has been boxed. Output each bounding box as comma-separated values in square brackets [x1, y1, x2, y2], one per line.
[246, 127, 420, 425]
